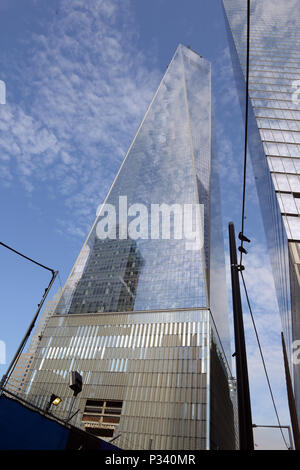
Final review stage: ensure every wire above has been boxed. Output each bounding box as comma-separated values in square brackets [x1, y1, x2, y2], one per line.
[239, 0, 251, 267]
[233, 0, 290, 452]
[0, 240, 55, 274]
[0, 255, 57, 391]
[240, 271, 290, 450]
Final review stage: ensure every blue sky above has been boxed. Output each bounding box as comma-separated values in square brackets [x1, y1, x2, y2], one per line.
[0, 0, 292, 449]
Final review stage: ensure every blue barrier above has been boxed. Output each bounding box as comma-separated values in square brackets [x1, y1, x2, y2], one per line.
[0, 395, 120, 450]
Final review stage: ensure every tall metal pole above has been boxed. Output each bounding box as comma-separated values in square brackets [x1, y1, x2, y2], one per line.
[65, 394, 77, 423]
[229, 221, 254, 450]
[281, 332, 300, 450]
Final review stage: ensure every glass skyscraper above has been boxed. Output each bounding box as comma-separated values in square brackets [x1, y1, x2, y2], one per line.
[23, 45, 235, 450]
[223, 0, 300, 420]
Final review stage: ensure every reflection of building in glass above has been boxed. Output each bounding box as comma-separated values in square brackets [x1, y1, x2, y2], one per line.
[68, 236, 144, 314]
[5, 352, 34, 394]
[28, 290, 62, 356]
[6, 291, 61, 395]
[223, 0, 300, 421]
[24, 45, 235, 449]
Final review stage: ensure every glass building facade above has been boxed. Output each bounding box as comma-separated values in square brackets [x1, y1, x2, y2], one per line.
[223, 0, 300, 420]
[23, 45, 235, 449]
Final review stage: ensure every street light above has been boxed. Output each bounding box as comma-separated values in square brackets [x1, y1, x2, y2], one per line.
[69, 371, 82, 397]
[65, 371, 83, 423]
[52, 396, 62, 406]
[45, 393, 62, 413]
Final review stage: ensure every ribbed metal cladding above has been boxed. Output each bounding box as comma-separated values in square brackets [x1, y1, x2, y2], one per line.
[26, 310, 211, 449]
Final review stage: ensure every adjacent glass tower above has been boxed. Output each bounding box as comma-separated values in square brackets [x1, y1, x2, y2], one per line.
[223, 0, 300, 420]
[23, 45, 235, 450]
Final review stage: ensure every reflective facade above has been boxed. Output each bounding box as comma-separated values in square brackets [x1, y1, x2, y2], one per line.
[223, 0, 300, 419]
[23, 45, 235, 449]
[5, 352, 34, 395]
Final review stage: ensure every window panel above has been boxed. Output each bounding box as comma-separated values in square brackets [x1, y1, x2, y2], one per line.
[273, 173, 290, 191]
[280, 193, 298, 214]
[288, 174, 300, 192]
[288, 144, 300, 157]
[269, 157, 284, 172]
[286, 216, 300, 240]
[282, 159, 297, 174]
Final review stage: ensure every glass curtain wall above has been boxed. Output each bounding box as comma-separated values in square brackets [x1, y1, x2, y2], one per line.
[223, 0, 300, 419]
[23, 45, 235, 450]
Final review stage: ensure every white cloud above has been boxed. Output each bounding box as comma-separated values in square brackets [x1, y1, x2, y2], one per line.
[0, 0, 160, 234]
